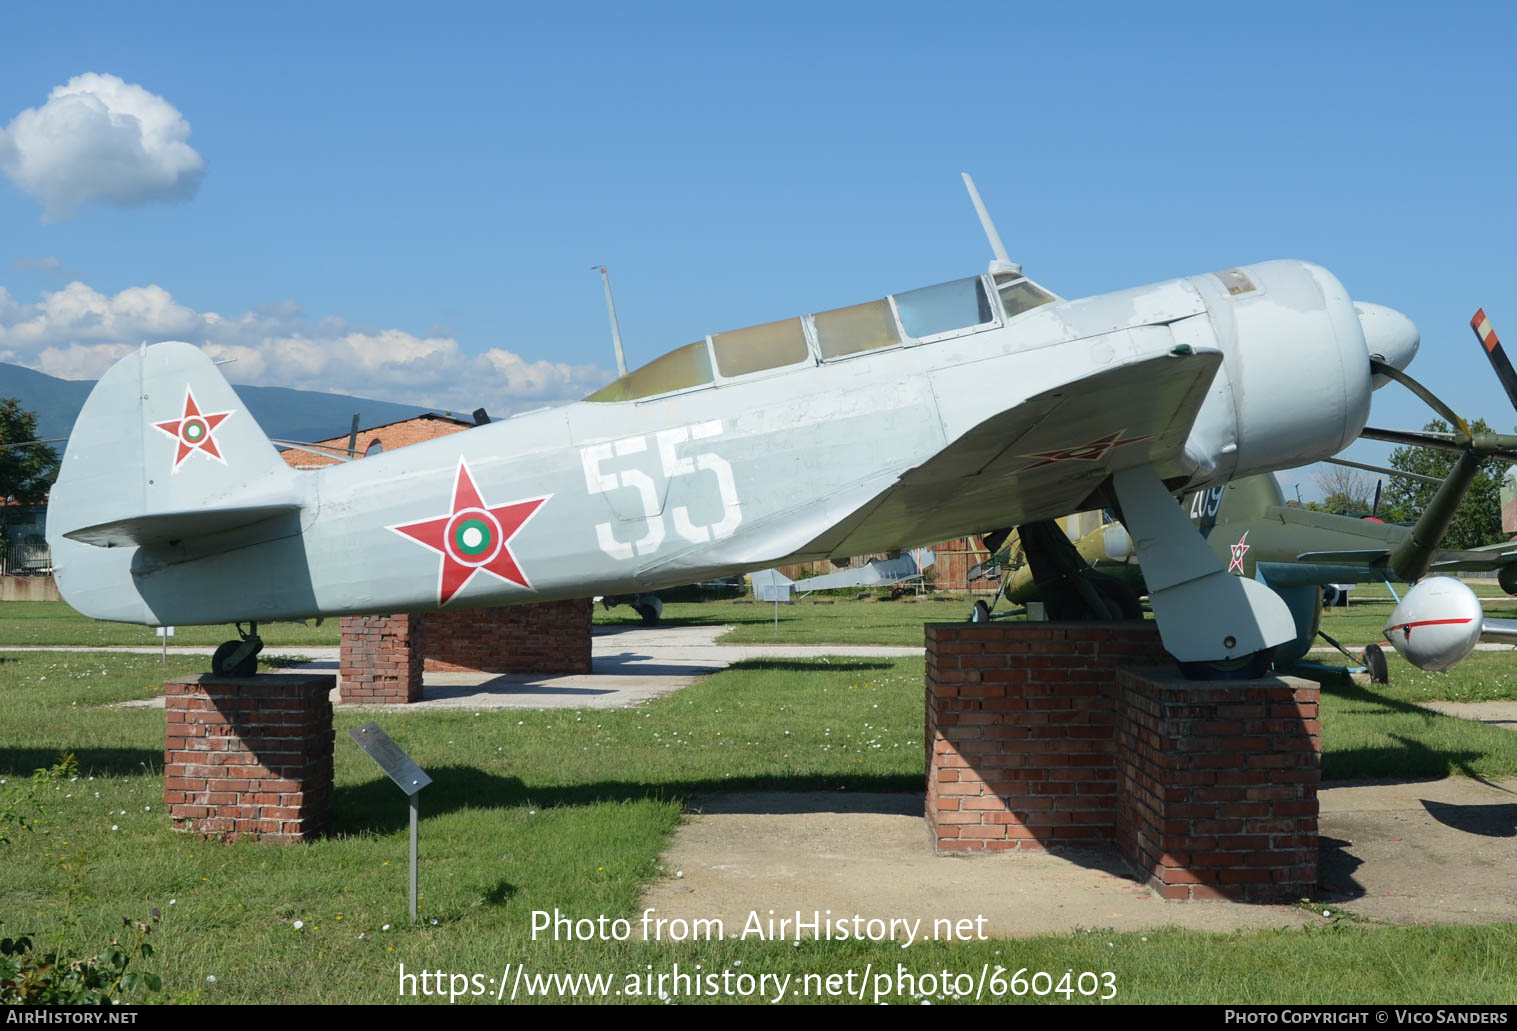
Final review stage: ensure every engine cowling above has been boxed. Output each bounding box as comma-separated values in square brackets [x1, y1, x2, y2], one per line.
[1383, 578, 1484, 672]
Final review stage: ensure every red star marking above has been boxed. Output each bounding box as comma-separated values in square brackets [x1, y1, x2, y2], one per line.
[1228, 531, 1251, 574]
[1016, 429, 1153, 471]
[388, 458, 549, 605]
[152, 388, 234, 471]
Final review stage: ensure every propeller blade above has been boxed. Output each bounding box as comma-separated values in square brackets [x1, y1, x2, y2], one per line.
[1472, 309, 1517, 414]
[1369, 359, 1471, 436]
[1325, 455, 1442, 485]
[1359, 426, 1469, 453]
[1372, 477, 1383, 518]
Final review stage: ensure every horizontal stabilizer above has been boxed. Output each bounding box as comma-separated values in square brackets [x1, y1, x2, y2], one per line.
[64, 503, 303, 548]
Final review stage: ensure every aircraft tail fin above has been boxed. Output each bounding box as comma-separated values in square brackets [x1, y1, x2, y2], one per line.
[47, 342, 304, 554]
[746, 568, 795, 596]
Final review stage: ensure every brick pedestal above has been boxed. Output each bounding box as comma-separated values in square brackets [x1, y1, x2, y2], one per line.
[925, 622, 1168, 853]
[338, 601, 593, 702]
[340, 614, 424, 703]
[1115, 669, 1320, 901]
[423, 600, 593, 674]
[924, 622, 1321, 900]
[164, 674, 335, 842]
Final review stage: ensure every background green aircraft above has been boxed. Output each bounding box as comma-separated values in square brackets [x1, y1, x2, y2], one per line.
[987, 471, 1517, 673]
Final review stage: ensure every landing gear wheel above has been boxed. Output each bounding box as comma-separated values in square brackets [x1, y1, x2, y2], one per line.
[1178, 648, 1275, 681]
[632, 595, 663, 626]
[1362, 643, 1389, 685]
[968, 600, 991, 623]
[1089, 574, 1143, 621]
[211, 640, 258, 678]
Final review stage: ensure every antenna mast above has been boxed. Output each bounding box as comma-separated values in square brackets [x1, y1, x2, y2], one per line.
[961, 172, 1020, 277]
[596, 265, 629, 376]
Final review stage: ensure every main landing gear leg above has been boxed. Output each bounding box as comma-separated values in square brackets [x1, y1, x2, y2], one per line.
[212, 621, 263, 678]
[1110, 466, 1293, 680]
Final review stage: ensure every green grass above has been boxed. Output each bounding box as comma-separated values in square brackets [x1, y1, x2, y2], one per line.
[3, 648, 1517, 1003]
[1318, 580, 1517, 647]
[11, 580, 1513, 656]
[596, 595, 976, 647]
[0, 601, 340, 648]
[1320, 675, 1517, 780]
[1368, 649, 1517, 703]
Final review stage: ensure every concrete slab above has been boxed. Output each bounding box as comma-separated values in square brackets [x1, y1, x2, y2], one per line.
[639, 778, 1517, 939]
[111, 624, 920, 711]
[1317, 777, 1517, 923]
[1415, 700, 1517, 730]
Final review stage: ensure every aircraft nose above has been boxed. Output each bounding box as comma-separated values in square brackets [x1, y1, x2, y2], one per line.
[1357, 302, 1420, 387]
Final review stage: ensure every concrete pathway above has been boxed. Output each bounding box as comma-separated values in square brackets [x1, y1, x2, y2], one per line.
[639, 777, 1517, 939]
[1415, 700, 1517, 730]
[112, 625, 918, 711]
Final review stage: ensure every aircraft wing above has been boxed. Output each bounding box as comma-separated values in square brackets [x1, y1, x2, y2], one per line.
[1295, 545, 1517, 573]
[812, 346, 1224, 557]
[1428, 548, 1517, 572]
[1293, 549, 1393, 565]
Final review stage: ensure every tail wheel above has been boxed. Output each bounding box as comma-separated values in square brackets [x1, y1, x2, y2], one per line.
[211, 640, 258, 678]
[1362, 643, 1389, 684]
[968, 600, 991, 623]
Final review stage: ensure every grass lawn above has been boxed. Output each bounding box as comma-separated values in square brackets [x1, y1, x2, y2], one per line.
[0, 601, 341, 648]
[9, 577, 1517, 657]
[3, 649, 1517, 1004]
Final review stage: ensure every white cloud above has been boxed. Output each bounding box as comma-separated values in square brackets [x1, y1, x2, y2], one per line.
[0, 73, 206, 221]
[13, 256, 61, 272]
[0, 280, 611, 412]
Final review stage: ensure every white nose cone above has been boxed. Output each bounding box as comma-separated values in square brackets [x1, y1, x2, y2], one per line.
[1357, 302, 1420, 387]
[1383, 577, 1483, 671]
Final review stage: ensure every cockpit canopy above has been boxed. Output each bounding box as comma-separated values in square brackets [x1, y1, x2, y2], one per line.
[584, 271, 1055, 403]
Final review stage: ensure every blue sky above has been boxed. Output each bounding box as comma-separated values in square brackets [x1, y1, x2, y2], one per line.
[1, 1, 1514, 494]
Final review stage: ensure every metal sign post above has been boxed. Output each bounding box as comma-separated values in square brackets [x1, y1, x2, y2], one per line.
[759, 583, 792, 629]
[347, 722, 432, 923]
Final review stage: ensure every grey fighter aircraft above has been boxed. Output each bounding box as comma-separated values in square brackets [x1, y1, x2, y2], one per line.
[987, 306, 1517, 679]
[44, 180, 1420, 678]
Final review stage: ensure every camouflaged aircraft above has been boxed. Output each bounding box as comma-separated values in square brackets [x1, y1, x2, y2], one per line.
[43, 179, 1420, 678]
[991, 472, 1516, 675]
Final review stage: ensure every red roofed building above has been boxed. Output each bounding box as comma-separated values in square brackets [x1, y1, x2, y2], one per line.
[279, 412, 477, 469]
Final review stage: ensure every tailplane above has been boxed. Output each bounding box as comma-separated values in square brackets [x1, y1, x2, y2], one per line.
[46, 342, 305, 618]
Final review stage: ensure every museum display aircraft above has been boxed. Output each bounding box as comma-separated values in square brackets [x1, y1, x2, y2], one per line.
[747, 548, 934, 600]
[45, 177, 1420, 678]
[980, 471, 1512, 678]
[1372, 309, 1517, 672]
[975, 307, 1517, 678]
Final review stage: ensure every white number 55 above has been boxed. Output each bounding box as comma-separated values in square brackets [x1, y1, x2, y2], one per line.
[581, 419, 743, 561]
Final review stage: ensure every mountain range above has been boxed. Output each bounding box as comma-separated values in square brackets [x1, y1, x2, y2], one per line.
[0, 361, 450, 445]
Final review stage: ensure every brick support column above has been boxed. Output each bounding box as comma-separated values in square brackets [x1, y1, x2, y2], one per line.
[164, 674, 335, 842]
[1114, 669, 1320, 901]
[422, 599, 593, 674]
[339, 614, 424, 703]
[924, 622, 1168, 853]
